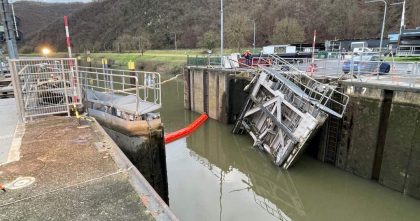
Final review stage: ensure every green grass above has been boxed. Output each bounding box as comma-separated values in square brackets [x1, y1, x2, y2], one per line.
[21, 48, 261, 73]
[384, 56, 420, 62]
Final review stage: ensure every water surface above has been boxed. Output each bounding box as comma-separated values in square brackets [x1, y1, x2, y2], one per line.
[160, 78, 420, 221]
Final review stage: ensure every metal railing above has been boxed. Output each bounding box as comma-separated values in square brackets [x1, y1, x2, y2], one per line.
[9, 58, 81, 121]
[78, 67, 161, 116]
[260, 54, 349, 118]
[397, 46, 420, 56]
[187, 55, 221, 67]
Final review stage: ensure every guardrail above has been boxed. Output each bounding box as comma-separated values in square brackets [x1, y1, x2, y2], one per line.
[78, 67, 161, 116]
[187, 55, 221, 67]
[259, 54, 350, 118]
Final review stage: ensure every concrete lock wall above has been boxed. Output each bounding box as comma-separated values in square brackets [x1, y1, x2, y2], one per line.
[334, 85, 420, 199]
[103, 127, 169, 203]
[380, 91, 420, 198]
[184, 67, 241, 124]
[336, 87, 384, 179]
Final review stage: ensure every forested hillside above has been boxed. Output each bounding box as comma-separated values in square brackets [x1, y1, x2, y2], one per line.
[19, 0, 420, 53]
[14, 1, 87, 42]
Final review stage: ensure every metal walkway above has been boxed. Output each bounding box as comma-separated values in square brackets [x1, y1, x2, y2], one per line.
[79, 67, 161, 118]
[233, 55, 349, 169]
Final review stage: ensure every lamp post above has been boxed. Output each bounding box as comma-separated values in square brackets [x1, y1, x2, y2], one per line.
[365, 0, 387, 59]
[0, 0, 18, 59]
[390, 0, 406, 37]
[253, 19, 256, 52]
[220, 0, 224, 66]
[365, 0, 387, 80]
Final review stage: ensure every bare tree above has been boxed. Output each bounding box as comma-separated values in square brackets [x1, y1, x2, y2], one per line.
[270, 18, 305, 44]
[226, 13, 251, 52]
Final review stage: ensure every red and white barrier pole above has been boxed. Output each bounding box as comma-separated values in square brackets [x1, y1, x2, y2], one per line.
[64, 16, 72, 58]
[64, 16, 78, 104]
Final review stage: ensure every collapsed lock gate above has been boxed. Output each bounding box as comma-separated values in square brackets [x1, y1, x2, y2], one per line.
[233, 55, 349, 169]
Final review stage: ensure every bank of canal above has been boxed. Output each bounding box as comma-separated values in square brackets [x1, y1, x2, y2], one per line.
[160, 77, 420, 221]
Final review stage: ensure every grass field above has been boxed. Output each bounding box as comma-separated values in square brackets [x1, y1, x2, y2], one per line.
[384, 56, 420, 62]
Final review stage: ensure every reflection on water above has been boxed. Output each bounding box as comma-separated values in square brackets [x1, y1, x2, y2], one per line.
[161, 78, 420, 221]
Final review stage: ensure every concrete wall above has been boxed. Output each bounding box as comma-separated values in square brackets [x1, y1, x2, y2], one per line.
[333, 84, 420, 199]
[184, 67, 236, 124]
[337, 87, 384, 179]
[103, 127, 169, 204]
[380, 91, 420, 198]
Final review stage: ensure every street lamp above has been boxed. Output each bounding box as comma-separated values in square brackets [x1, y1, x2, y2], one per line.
[248, 19, 256, 52]
[365, 0, 387, 80]
[390, 0, 406, 37]
[252, 19, 256, 52]
[365, 0, 387, 59]
[42, 48, 50, 57]
[220, 0, 224, 66]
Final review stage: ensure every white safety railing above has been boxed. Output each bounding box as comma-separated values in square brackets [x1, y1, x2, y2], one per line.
[9, 58, 81, 121]
[397, 46, 420, 57]
[259, 54, 349, 118]
[78, 67, 161, 116]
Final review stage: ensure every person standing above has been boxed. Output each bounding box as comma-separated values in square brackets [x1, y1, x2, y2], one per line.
[242, 50, 252, 66]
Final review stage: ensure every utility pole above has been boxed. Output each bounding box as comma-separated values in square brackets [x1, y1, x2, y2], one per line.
[174, 33, 177, 50]
[0, 0, 18, 59]
[220, 0, 224, 66]
[365, 0, 387, 79]
[253, 19, 256, 52]
[390, 0, 406, 37]
[10, 2, 18, 39]
[399, 0, 406, 36]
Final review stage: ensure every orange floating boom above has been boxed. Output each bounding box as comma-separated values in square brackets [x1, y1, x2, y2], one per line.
[164, 113, 209, 144]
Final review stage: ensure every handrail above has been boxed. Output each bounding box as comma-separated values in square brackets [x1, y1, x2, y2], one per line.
[78, 66, 161, 116]
[258, 54, 349, 118]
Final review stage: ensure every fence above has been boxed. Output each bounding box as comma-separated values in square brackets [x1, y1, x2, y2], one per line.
[78, 67, 161, 116]
[187, 55, 221, 67]
[9, 58, 81, 122]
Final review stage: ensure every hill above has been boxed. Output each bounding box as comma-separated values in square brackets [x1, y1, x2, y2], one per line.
[13, 1, 87, 42]
[19, 0, 420, 53]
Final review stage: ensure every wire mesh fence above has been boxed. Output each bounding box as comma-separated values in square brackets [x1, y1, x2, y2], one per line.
[9, 58, 81, 121]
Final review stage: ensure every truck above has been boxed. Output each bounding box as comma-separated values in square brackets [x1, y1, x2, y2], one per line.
[351, 42, 372, 53]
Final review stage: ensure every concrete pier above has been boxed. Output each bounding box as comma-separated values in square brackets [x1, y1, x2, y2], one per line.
[184, 67, 251, 124]
[0, 116, 176, 220]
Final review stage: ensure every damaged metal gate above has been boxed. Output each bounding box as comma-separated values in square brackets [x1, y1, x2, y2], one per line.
[233, 55, 349, 169]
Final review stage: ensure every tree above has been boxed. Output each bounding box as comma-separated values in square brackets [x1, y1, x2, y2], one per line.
[225, 13, 251, 52]
[270, 18, 305, 44]
[134, 34, 151, 54]
[197, 30, 219, 51]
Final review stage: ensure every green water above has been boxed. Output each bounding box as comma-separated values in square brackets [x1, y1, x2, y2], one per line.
[160, 78, 420, 221]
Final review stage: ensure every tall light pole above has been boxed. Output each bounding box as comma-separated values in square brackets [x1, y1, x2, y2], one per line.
[390, 0, 406, 37]
[365, 0, 387, 60]
[220, 0, 224, 66]
[253, 19, 256, 52]
[0, 0, 18, 59]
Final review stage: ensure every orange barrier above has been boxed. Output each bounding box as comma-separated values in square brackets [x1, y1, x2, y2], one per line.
[165, 113, 209, 144]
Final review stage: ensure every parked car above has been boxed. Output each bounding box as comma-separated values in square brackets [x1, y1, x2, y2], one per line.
[342, 55, 390, 74]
